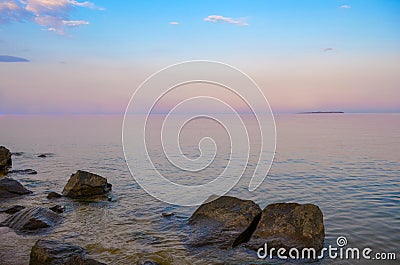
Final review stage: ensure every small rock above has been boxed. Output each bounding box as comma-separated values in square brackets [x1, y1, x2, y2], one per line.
[38, 154, 47, 158]
[62, 170, 112, 198]
[49, 205, 65, 213]
[162, 212, 174, 217]
[0, 177, 32, 198]
[8, 169, 38, 175]
[1, 207, 62, 233]
[30, 239, 106, 265]
[47, 191, 62, 199]
[188, 196, 262, 249]
[246, 203, 325, 252]
[0, 146, 12, 172]
[138, 261, 161, 265]
[0, 205, 25, 214]
[12, 152, 24, 156]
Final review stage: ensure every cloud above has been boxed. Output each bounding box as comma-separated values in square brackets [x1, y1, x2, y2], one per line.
[0, 0, 103, 34]
[0, 55, 29, 62]
[169, 21, 179, 25]
[340, 5, 351, 9]
[323, 48, 334, 52]
[204, 15, 248, 26]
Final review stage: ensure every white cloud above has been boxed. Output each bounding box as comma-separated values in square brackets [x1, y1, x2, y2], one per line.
[0, 0, 103, 34]
[169, 21, 179, 25]
[340, 5, 351, 9]
[323, 47, 334, 52]
[204, 15, 248, 26]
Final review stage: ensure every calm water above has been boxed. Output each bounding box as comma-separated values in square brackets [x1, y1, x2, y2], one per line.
[0, 114, 399, 264]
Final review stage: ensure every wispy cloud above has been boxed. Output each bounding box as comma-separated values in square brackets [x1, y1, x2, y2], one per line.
[169, 21, 179, 25]
[323, 47, 334, 52]
[0, 0, 103, 35]
[0, 55, 29, 62]
[340, 5, 351, 9]
[204, 15, 248, 26]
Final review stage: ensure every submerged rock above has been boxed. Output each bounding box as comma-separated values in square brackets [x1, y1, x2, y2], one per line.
[62, 170, 112, 198]
[246, 203, 325, 252]
[188, 196, 262, 249]
[38, 154, 47, 158]
[0, 146, 12, 172]
[30, 239, 106, 265]
[47, 191, 62, 199]
[49, 205, 65, 213]
[0, 205, 25, 214]
[8, 169, 38, 175]
[0, 177, 32, 198]
[1, 207, 62, 233]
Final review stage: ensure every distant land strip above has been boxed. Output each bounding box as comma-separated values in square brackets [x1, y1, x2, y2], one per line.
[297, 111, 345, 114]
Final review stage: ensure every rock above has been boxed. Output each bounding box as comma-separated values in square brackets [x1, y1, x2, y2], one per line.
[1, 207, 62, 233]
[47, 191, 62, 199]
[49, 205, 65, 213]
[0, 205, 25, 214]
[188, 196, 262, 249]
[30, 239, 106, 265]
[38, 154, 47, 158]
[0, 177, 32, 198]
[8, 169, 38, 175]
[0, 146, 12, 172]
[12, 152, 24, 156]
[162, 212, 174, 217]
[246, 203, 325, 252]
[62, 170, 112, 198]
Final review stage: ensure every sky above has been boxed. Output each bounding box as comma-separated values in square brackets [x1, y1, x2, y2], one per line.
[0, 0, 399, 114]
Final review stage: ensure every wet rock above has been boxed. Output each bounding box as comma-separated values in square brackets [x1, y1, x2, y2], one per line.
[246, 203, 325, 252]
[49, 205, 65, 213]
[162, 212, 174, 218]
[30, 239, 106, 265]
[47, 191, 62, 199]
[188, 196, 262, 249]
[8, 169, 38, 175]
[38, 154, 47, 158]
[62, 170, 112, 198]
[0, 177, 32, 198]
[0, 205, 25, 214]
[0, 146, 12, 172]
[12, 152, 24, 156]
[1, 207, 62, 233]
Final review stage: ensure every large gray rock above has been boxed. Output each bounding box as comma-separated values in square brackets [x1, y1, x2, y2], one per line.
[0, 146, 12, 172]
[188, 196, 262, 249]
[30, 239, 106, 265]
[62, 170, 112, 198]
[1, 207, 62, 233]
[246, 203, 325, 251]
[0, 177, 32, 198]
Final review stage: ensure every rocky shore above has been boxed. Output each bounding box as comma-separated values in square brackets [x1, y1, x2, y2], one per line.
[0, 145, 325, 264]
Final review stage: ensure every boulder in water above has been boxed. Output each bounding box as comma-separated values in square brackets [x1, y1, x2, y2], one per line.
[62, 170, 112, 198]
[0, 177, 32, 198]
[246, 203, 325, 252]
[0, 146, 12, 172]
[188, 196, 262, 249]
[1, 207, 62, 233]
[30, 239, 106, 265]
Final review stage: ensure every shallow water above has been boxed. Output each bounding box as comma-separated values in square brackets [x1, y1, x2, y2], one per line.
[0, 114, 399, 264]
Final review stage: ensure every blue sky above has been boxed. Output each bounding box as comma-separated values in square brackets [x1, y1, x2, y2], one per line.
[0, 0, 399, 114]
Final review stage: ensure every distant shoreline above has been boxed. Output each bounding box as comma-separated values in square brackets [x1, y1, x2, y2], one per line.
[297, 111, 345, 114]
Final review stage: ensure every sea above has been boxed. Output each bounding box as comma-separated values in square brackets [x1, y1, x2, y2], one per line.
[0, 114, 399, 264]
